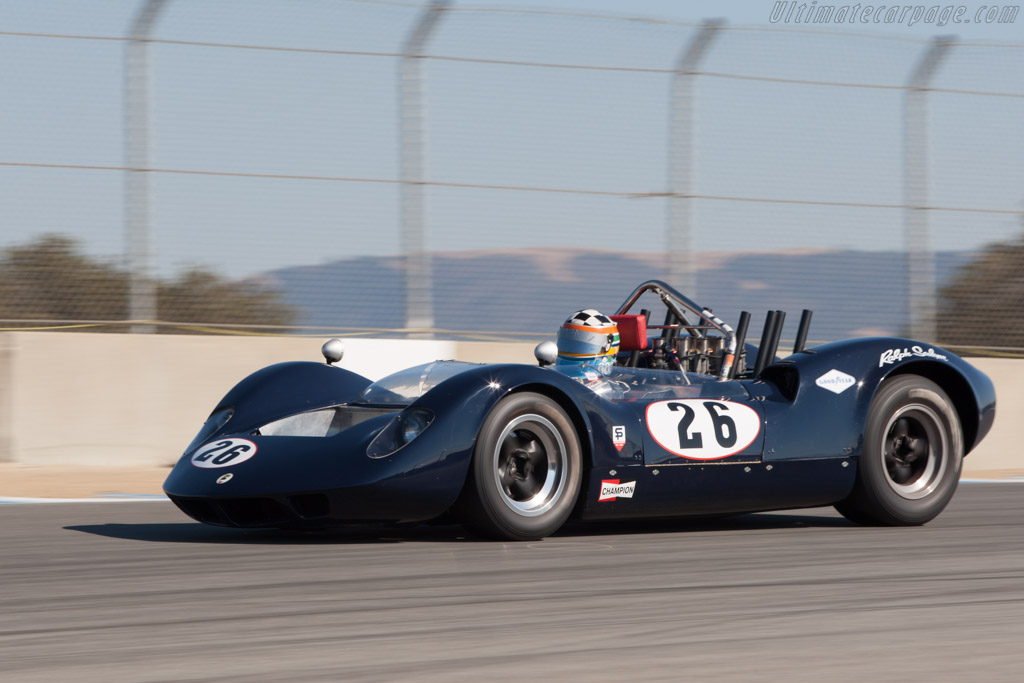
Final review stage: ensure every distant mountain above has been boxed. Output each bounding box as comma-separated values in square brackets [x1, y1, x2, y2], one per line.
[257, 248, 976, 343]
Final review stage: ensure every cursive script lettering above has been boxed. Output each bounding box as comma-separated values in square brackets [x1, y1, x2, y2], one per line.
[879, 345, 949, 368]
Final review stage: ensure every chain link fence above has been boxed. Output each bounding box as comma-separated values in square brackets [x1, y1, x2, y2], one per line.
[2, 1, 1023, 349]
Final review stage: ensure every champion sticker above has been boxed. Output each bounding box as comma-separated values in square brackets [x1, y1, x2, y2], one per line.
[191, 438, 257, 468]
[645, 399, 761, 460]
[612, 425, 627, 452]
[815, 369, 856, 395]
[599, 479, 636, 502]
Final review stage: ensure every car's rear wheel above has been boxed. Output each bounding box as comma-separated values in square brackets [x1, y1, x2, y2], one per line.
[459, 392, 582, 541]
[835, 375, 963, 525]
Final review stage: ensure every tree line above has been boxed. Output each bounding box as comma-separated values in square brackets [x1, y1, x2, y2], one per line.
[937, 232, 1024, 349]
[0, 235, 294, 333]
[1, 231, 1021, 346]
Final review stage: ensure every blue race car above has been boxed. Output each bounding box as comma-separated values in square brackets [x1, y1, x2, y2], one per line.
[164, 280, 995, 540]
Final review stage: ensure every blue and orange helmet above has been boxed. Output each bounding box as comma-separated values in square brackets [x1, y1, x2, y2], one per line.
[555, 309, 620, 366]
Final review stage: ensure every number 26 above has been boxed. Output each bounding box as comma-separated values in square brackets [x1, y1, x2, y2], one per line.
[667, 401, 737, 450]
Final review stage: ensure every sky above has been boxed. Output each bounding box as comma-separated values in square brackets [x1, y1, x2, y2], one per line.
[1, 0, 1022, 278]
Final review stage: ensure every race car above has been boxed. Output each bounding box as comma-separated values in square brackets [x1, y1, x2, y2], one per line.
[163, 280, 996, 540]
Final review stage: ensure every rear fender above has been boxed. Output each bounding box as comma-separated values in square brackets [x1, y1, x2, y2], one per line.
[755, 338, 994, 460]
[884, 357, 995, 454]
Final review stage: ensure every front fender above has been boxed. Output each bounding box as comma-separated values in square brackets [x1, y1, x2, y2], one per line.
[410, 363, 597, 463]
[204, 361, 373, 438]
[406, 363, 626, 487]
[415, 363, 650, 478]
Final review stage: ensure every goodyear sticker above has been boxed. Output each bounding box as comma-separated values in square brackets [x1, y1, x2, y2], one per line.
[815, 369, 856, 395]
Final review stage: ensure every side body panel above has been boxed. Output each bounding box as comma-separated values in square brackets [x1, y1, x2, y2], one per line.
[575, 374, 854, 520]
[578, 458, 855, 520]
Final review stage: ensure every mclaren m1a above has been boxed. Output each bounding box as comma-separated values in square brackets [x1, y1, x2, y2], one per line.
[164, 281, 995, 540]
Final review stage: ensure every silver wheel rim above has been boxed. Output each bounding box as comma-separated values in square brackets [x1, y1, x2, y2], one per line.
[880, 403, 947, 500]
[492, 414, 567, 517]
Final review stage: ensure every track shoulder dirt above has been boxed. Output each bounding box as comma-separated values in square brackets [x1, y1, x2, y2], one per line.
[0, 465, 171, 498]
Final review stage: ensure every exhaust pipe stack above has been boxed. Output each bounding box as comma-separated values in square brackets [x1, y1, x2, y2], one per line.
[729, 311, 751, 379]
[751, 308, 813, 378]
[753, 311, 779, 378]
[793, 309, 813, 354]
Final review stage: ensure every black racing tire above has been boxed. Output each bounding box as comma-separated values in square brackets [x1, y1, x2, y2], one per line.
[458, 392, 582, 541]
[835, 375, 963, 526]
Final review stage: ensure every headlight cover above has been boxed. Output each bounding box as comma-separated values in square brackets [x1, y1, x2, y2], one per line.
[257, 408, 338, 437]
[366, 407, 434, 458]
[183, 407, 234, 455]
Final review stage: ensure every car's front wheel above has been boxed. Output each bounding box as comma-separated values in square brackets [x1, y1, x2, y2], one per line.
[835, 375, 963, 525]
[459, 392, 582, 541]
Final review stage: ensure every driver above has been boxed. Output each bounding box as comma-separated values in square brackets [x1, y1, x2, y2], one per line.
[555, 309, 620, 384]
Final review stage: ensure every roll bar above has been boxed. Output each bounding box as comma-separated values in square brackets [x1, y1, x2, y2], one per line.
[615, 280, 737, 381]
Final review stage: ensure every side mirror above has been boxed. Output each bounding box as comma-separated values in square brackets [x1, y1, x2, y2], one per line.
[322, 338, 345, 365]
[534, 341, 557, 367]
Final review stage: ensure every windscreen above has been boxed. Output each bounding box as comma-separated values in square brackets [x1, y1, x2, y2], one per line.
[551, 365, 748, 401]
[357, 361, 482, 405]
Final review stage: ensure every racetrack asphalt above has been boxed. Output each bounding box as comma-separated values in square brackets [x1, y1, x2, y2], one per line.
[2, 485, 1023, 682]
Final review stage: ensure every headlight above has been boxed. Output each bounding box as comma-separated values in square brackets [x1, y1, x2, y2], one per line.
[183, 408, 234, 455]
[366, 407, 434, 458]
[401, 410, 430, 444]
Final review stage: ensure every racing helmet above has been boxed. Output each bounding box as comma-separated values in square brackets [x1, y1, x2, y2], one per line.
[555, 309, 620, 366]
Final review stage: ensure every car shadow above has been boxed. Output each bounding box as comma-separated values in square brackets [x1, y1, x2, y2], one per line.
[63, 522, 457, 544]
[561, 511, 856, 537]
[65, 509, 855, 545]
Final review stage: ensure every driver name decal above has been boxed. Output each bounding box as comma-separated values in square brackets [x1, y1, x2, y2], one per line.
[599, 479, 636, 501]
[879, 346, 948, 367]
[191, 438, 257, 468]
[645, 399, 761, 460]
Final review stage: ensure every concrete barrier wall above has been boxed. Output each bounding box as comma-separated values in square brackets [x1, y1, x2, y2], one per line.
[0, 332, 1014, 473]
[0, 332, 535, 468]
[969, 358, 1018, 473]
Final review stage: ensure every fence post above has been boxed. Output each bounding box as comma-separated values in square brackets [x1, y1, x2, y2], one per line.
[125, 0, 169, 334]
[668, 19, 722, 299]
[905, 36, 954, 342]
[400, 0, 448, 337]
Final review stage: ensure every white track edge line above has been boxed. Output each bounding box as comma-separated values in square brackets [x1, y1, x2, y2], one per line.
[0, 495, 169, 504]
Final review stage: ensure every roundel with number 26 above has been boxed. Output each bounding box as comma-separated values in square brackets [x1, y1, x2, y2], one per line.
[645, 399, 761, 460]
[191, 438, 257, 468]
